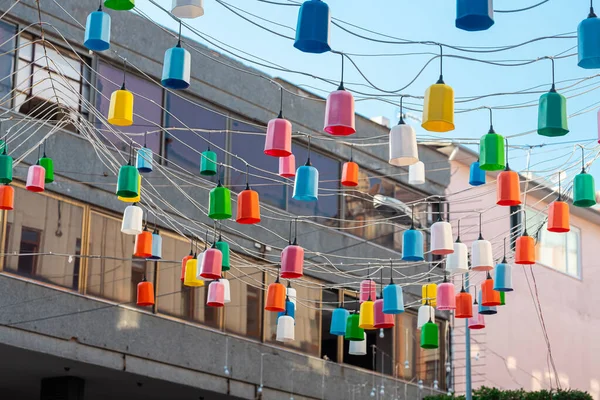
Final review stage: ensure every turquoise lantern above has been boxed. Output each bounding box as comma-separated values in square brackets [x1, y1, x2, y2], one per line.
[161, 23, 191, 90]
[469, 160, 486, 186]
[402, 206, 424, 261]
[84, 6, 111, 51]
[215, 229, 230, 272]
[329, 304, 349, 336]
[578, 2, 600, 69]
[478, 291, 497, 315]
[455, 0, 494, 32]
[294, 0, 331, 54]
[538, 58, 568, 137]
[292, 137, 318, 201]
[573, 145, 596, 207]
[493, 238, 513, 292]
[136, 134, 153, 173]
[383, 260, 405, 314]
[278, 297, 296, 321]
[0, 144, 12, 184]
[200, 147, 217, 176]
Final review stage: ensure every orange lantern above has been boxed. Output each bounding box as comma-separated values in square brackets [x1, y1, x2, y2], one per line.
[515, 233, 535, 265]
[341, 160, 359, 187]
[236, 168, 261, 224]
[265, 277, 286, 312]
[497, 167, 521, 206]
[455, 288, 473, 319]
[548, 201, 570, 233]
[180, 248, 194, 282]
[0, 184, 14, 210]
[481, 272, 501, 306]
[134, 228, 153, 258]
[137, 278, 154, 307]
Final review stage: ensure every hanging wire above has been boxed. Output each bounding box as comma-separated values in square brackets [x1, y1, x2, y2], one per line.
[121, 57, 127, 89]
[437, 44, 444, 83]
[278, 86, 284, 118]
[177, 20, 183, 47]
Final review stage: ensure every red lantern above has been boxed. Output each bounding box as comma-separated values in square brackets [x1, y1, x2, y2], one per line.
[137, 279, 154, 306]
[264, 117, 292, 157]
[515, 234, 535, 265]
[497, 168, 521, 206]
[200, 247, 223, 280]
[236, 187, 261, 224]
[0, 185, 14, 210]
[481, 274, 501, 306]
[265, 280, 286, 312]
[341, 161, 359, 187]
[373, 298, 394, 329]
[281, 244, 304, 279]
[547, 201, 570, 233]
[455, 290, 473, 319]
[324, 89, 356, 136]
[134, 229, 153, 258]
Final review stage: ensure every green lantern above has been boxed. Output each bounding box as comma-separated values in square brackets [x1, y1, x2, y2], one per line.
[0, 140, 5, 154]
[116, 164, 140, 198]
[104, 0, 135, 10]
[344, 313, 364, 341]
[200, 149, 217, 176]
[208, 181, 232, 220]
[0, 150, 13, 184]
[215, 238, 230, 271]
[538, 89, 568, 137]
[38, 156, 54, 183]
[499, 291, 506, 306]
[479, 129, 505, 171]
[573, 145, 596, 208]
[420, 321, 439, 349]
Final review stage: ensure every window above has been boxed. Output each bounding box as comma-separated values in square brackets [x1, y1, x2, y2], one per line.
[321, 289, 339, 362]
[224, 263, 263, 340]
[416, 319, 446, 390]
[0, 20, 16, 105]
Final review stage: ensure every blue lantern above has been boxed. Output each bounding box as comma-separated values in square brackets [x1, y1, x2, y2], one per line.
[469, 161, 486, 186]
[293, 161, 318, 201]
[383, 284, 405, 314]
[294, 0, 331, 54]
[278, 299, 296, 321]
[493, 262, 513, 292]
[578, 7, 600, 69]
[330, 307, 349, 336]
[456, 0, 494, 32]
[136, 147, 153, 173]
[402, 226, 424, 261]
[478, 291, 497, 315]
[84, 7, 111, 51]
[149, 230, 162, 260]
[161, 44, 191, 90]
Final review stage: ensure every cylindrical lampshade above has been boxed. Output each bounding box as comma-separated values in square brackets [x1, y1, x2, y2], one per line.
[359, 280, 376, 303]
[108, 89, 134, 126]
[402, 228, 424, 261]
[278, 300, 296, 322]
[265, 282, 286, 312]
[383, 284, 404, 314]
[279, 154, 296, 178]
[421, 83, 454, 132]
[84, 10, 111, 51]
[373, 299, 395, 329]
[180, 252, 193, 282]
[215, 240, 230, 271]
[133, 230, 152, 258]
[468, 304, 485, 329]
[358, 300, 375, 330]
[455, 0, 494, 31]
[538, 90, 568, 137]
[408, 161, 425, 185]
[479, 132, 505, 171]
[264, 118, 292, 157]
[116, 164, 139, 198]
[389, 123, 419, 166]
[199, 247, 223, 280]
[136, 280, 154, 306]
[25, 165, 45, 192]
[136, 147, 153, 173]
[547, 201, 570, 232]
[345, 313, 365, 341]
[436, 281, 456, 311]
[208, 183, 232, 220]
[499, 291, 506, 306]
[0, 185, 14, 210]
[324, 89, 356, 136]
[478, 291, 497, 315]
[276, 315, 295, 342]
[118, 174, 141, 203]
[293, 164, 318, 201]
[236, 188, 261, 224]
[455, 290, 473, 319]
[38, 156, 54, 183]
[121, 205, 143, 235]
[494, 262, 513, 292]
[104, 0, 135, 11]
[183, 257, 204, 287]
[162, 45, 191, 90]
[281, 244, 304, 279]
[207, 280, 225, 307]
[341, 161, 359, 187]
[417, 305, 435, 329]
[420, 321, 439, 349]
[149, 232, 162, 260]
[481, 276, 501, 306]
[221, 278, 231, 303]
[0, 153, 13, 184]
[430, 221, 454, 255]
[200, 150, 217, 176]
[330, 307, 350, 336]
[497, 169, 521, 206]
[578, 13, 600, 69]
[171, 0, 204, 18]
[515, 234, 535, 265]
[469, 161, 486, 186]
[287, 286, 297, 306]
[471, 239, 493, 271]
[573, 172, 596, 207]
[349, 333, 367, 355]
[421, 283, 437, 307]
[293, 0, 331, 54]
[446, 241, 468, 274]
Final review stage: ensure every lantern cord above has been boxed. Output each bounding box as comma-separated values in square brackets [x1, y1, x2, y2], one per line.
[177, 21, 182, 47]
[389, 259, 394, 284]
[504, 137, 509, 169]
[494, 0, 549, 13]
[502, 237, 507, 263]
[43, 139, 47, 157]
[143, 131, 147, 148]
[379, 263, 384, 298]
[204, 229, 209, 250]
[577, 143, 586, 172]
[548, 57, 556, 91]
[410, 205, 415, 229]
[591, 0, 597, 17]
[128, 140, 133, 165]
[288, 220, 293, 245]
[350, 144, 353, 162]
[398, 96, 405, 124]
[121, 58, 127, 90]
[557, 171, 562, 201]
[278, 86, 283, 119]
[456, 219, 461, 242]
[97, 3, 102, 12]
[437, 44, 444, 84]
[305, 135, 312, 166]
[478, 213, 483, 240]
[245, 163, 250, 190]
[487, 107, 494, 132]
[293, 218, 298, 245]
[338, 53, 345, 90]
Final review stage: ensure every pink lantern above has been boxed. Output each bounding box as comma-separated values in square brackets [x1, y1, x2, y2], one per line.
[324, 89, 356, 136]
[26, 164, 45, 192]
[264, 117, 292, 157]
[468, 304, 485, 329]
[281, 244, 304, 279]
[436, 276, 456, 311]
[279, 154, 296, 178]
[373, 298, 394, 329]
[199, 247, 223, 280]
[207, 280, 225, 307]
[359, 279, 376, 303]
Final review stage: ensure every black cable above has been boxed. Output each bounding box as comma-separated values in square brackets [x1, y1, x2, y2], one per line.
[494, 0, 550, 13]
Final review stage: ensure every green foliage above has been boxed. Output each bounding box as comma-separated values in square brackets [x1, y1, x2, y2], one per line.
[424, 387, 593, 400]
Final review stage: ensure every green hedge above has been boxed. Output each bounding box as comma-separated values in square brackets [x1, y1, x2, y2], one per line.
[425, 387, 593, 400]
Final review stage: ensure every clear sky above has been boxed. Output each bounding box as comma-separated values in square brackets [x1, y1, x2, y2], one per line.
[135, 0, 600, 184]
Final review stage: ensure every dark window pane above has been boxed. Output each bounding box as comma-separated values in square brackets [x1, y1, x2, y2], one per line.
[224, 265, 263, 340]
[321, 289, 339, 362]
[0, 20, 16, 105]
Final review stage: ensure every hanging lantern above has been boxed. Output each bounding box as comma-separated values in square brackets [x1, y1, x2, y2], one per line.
[281, 222, 304, 279]
[421, 283, 437, 307]
[469, 161, 486, 186]
[408, 161, 425, 185]
[25, 164, 45, 192]
[389, 103, 419, 166]
[293, 0, 331, 54]
[324, 89, 356, 136]
[481, 273, 501, 306]
[402, 216, 424, 261]
[497, 168, 521, 206]
[221, 278, 231, 303]
[330, 307, 350, 336]
[215, 236, 230, 271]
[136, 147, 153, 173]
[500, 291, 506, 306]
[478, 291, 497, 315]
[208, 181, 232, 220]
[133, 228, 152, 258]
[104, 0, 135, 11]
[207, 280, 225, 307]
[455, 287, 473, 319]
[121, 204, 143, 235]
[0, 150, 13, 184]
[436, 275, 456, 311]
[373, 298, 394, 329]
[162, 41, 191, 90]
[341, 161, 359, 187]
[348, 333, 367, 355]
[515, 233, 535, 265]
[200, 149, 218, 176]
[422, 81, 455, 132]
[358, 300, 375, 330]
[200, 245, 223, 280]
[171, 0, 204, 18]
[180, 250, 194, 282]
[84, 7, 111, 51]
[420, 321, 439, 349]
[578, 4, 600, 69]
[494, 262, 513, 292]
[278, 298, 296, 321]
[276, 314, 295, 342]
[279, 155, 296, 178]
[183, 255, 204, 287]
[573, 146, 596, 207]
[38, 155, 54, 184]
[264, 115, 292, 157]
[417, 304, 435, 329]
[446, 223, 468, 273]
[383, 262, 404, 314]
[108, 87, 134, 126]
[548, 201, 570, 233]
[359, 279, 376, 303]
[468, 303, 485, 329]
[472, 215, 493, 271]
[149, 230, 162, 260]
[345, 313, 365, 341]
[538, 90, 568, 137]
[0, 185, 14, 210]
[479, 130, 505, 171]
[293, 160, 318, 201]
[455, 0, 494, 31]
[236, 184, 261, 224]
[136, 278, 154, 307]
[116, 164, 140, 199]
[265, 279, 286, 312]
[119, 174, 141, 203]
[287, 285, 297, 306]
[431, 220, 453, 255]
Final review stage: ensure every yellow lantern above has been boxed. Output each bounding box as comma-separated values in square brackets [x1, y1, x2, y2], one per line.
[183, 256, 204, 287]
[422, 282, 437, 308]
[422, 81, 454, 132]
[358, 300, 375, 330]
[118, 174, 141, 203]
[108, 87, 134, 126]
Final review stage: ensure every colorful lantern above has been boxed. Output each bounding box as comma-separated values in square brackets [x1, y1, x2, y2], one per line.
[136, 278, 154, 307]
[183, 254, 204, 287]
[265, 278, 286, 312]
[180, 247, 194, 282]
[294, 0, 331, 54]
[497, 168, 521, 206]
[104, 0, 135, 11]
[402, 210, 424, 261]
[116, 164, 139, 199]
[420, 321, 439, 349]
[446, 221, 468, 273]
[479, 122, 505, 171]
[481, 272, 501, 306]
[208, 180, 232, 220]
[286, 284, 297, 306]
[455, 0, 494, 31]
[389, 98, 419, 166]
[162, 34, 191, 90]
[200, 244, 223, 280]
[0, 148, 13, 184]
[468, 302, 485, 329]
[149, 229, 162, 260]
[349, 333, 367, 355]
[207, 280, 225, 307]
[345, 313, 365, 341]
[478, 291, 497, 315]
[341, 161, 359, 187]
[293, 155, 318, 201]
[276, 314, 295, 342]
[421, 283, 437, 307]
[133, 227, 152, 258]
[499, 291, 506, 306]
[515, 232, 535, 265]
[136, 147, 153, 173]
[324, 89, 356, 136]
[265, 92, 292, 157]
[277, 298, 296, 322]
[171, 0, 204, 18]
[494, 262, 513, 292]
[538, 83, 568, 137]
[119, 174, 141, 203]
[236, 176, 261, 224]
[0, 185, 14, 210]
[430, 216, 453, 255]
[108, 87, 134, 126]
[38, 154, 54, 183]
[358, 300, 375, 330]
[222, 278, 231, 304]
[417, 304, 435, 329]
[436, 274, 456, 311]
[578, 4, 600, 69]
[548, 201, 569, 233]
[455, 284, 473, 319]
[200, 148, 218, 176]
[359, 279, 376, 303]
[373, 298, 394, 329]
[472, 214, 493, 271]
[281, 221, 304, 279]
[383, 261, 404, 314]
[121, 204, 143, 235]
[84, 7, 111, 51]
[469, 161, 486, 186]
[215, 234, 230, 271]
[574, 146, 596, 207]
[279, 155, 296, 178]
[330, 306, 350, 336]
[25, 164, 45, 192]
[408, 161, 425, 185]
[422, 47, 454, 132]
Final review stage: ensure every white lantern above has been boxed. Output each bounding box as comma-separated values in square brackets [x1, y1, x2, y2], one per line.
[417, 305, 435, 329]
[446, 241, 468, 273]
[408, 161, 425, 185]
[389, 123, 418, 166]
[171, 0, 204, 18]
[472, 239, 493, 271]
[287, 286, 297, 306]
[121, 205, 143, 235]
[349, 333, 367, 355]
[276, 315, 295, 342]
[430, 221, 454, 255]
[221, 278, 231, 303]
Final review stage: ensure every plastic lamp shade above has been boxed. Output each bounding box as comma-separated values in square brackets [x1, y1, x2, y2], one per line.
[0, 185, 14, 210]
[481, 277, 501, 306]
[436, 282, 456, 311]
[25, 165, 45, 192]
[573, 172, 596, 207]
[478, 291, 497, 315]
[207, 280, 225, 307]
[359, 280, 377, 303]
[136, 147, 153, 173]
[121, 205, 143, 235]
[287, 287, 297, 306]
[538, 90, 569, 137]
[330, 307, 350, 336]
[358, 300, 375, 330]
[402, 228, 424, 261]
[199, 248, 223, 280]
[341, 161, 359, 187]
[84, 10, 111, 52]
[180, 253, 193, 282]
[265, 282, 286, 312]
[421, 283, 437, 307]
[38, 157, 54, 183]
[548, 201, 570, 232]
[469, 161, 486, 186]
[208, 184, 232, 220]
[344, 313, 365, 341]
[497, 169, 521, 206]
[494, 263, 513, 292]
[455, 291, 473, 319]
[293, 164, 318, 201]
[200, 150, 218, 176]
[133, 230, 152, 258]
[107, 89, 134, 126]
[116, 165, 139, 198]
[104, 0, 134, 11]
[276, 315, 295, 342]
[389, 123, 419, 166]
[162, 46, 191, 90]
[293, 0, 331, 54]
[324, 89, 356, 136]
[421, 83, 455, 132]
[149, 232, 162, 260]
[383, 284, 404, 314]
[349, 333, 367, 355]
[281, 244, 304, 279]
[515, 235, 535, 265]
[136, 280, 154, 306]
[420, 321, 439, 349]
[455, 0, 494, 31]
[373, 299, 395, 329]
[499, 291, 506, 306]
[0, 153, 13, 184]
[408, 161, 425, 185]
[172, 0, 204, 18]
[183, 258, 204, 287]
[468, 305, 485, 329]
[236, 189, 261, 224]
[279, 155, 296, 178]
[578, 13, 600, 69]
[417, 305, 435, 329]
[446, 242, 468, 274]
[430, 221, 454, 255]
[215, 240, 230, 271]
[221, 278, 231, 303]
[471, 239, 493, 271]
[264, 118, 292, 157]
[118, 174, 141, 203]
[278, 300, 296, 322]
[479, 132, 505, 171]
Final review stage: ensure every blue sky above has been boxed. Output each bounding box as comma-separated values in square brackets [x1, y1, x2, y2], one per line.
[136, 0, 599, 183]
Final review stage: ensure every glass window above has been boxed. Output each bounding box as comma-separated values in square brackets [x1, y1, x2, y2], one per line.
[224, 263, 264, 340]
[416, 320, 446, 390]
[0, 20, 16, 105]
[164, 93, 227, 180]
[321, 289, 339, 362]
[396, 312, 418, 381]
[4, 186, 83, 290]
